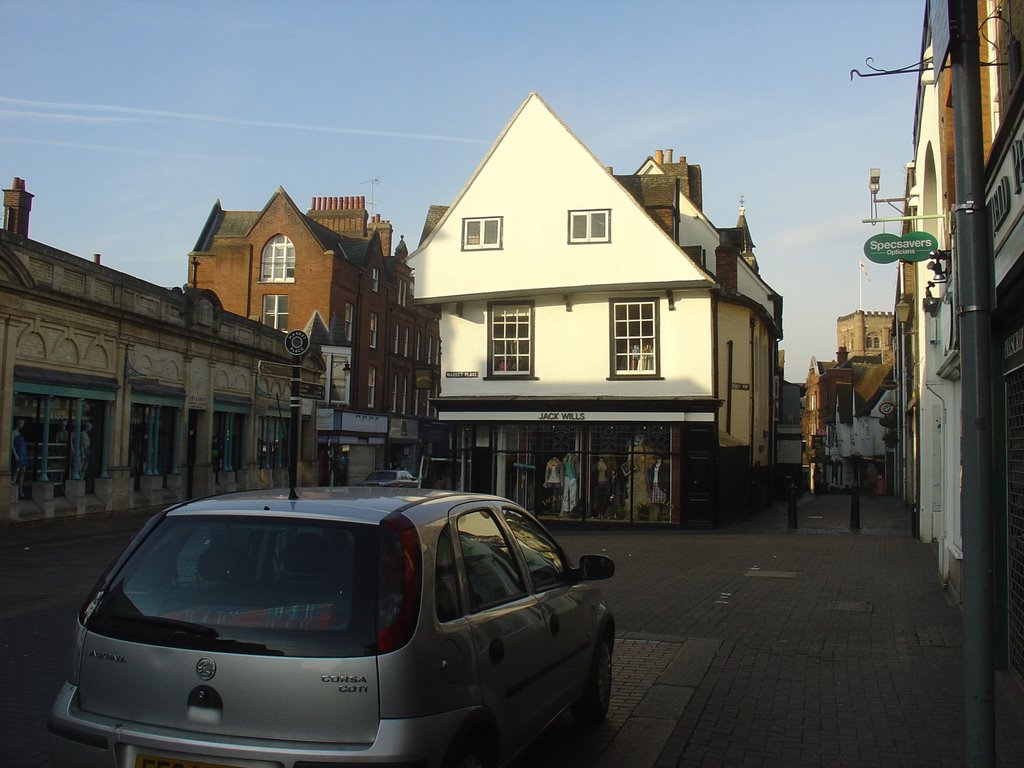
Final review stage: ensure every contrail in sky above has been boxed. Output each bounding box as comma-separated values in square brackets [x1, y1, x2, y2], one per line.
[0, 96, 489, 144]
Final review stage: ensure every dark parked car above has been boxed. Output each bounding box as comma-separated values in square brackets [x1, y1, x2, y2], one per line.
[48, 488, 615, 768]
[358, 468, 418, 486]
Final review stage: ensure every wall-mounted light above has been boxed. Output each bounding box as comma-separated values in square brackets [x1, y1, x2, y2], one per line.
[563, 294, 573, 312]
[923, 282, 941, 316]
[869, 168, 881, 195]
[926, 249, 951, 283]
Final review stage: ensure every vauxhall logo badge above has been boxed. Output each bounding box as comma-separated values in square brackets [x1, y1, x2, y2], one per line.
[196, 657, 217, 681]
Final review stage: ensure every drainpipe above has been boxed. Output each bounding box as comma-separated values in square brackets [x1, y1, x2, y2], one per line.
[950, 0, 995, 763]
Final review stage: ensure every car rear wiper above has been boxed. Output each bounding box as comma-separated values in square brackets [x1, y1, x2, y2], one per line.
[117, 615, 220, 638]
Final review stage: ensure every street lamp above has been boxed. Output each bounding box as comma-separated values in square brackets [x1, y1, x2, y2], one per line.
[894, 298, 912, 324]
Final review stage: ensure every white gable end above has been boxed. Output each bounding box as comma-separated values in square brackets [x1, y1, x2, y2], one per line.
[411, 94, 710, 302]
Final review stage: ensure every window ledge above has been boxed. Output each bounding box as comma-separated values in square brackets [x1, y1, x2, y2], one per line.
[484, 375, 539, 381]
[607, 375, 664, 381]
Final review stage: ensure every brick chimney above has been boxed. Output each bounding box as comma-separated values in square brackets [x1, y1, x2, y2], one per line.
[714, 244, 739, 289]
[307, 195, 369, 237]
[3, 177, 33, 237]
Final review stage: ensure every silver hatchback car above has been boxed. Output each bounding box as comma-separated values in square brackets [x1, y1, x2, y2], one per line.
[48, 488, 615, 768]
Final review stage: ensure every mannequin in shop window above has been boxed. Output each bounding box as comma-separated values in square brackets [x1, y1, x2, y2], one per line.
[593, 455, 612, 518]
[561, 452, 580, 517]
[648, 456, 669, 521]
[543, 456, 563, 514]
[11, 418, 28, 499]
[632, 449, 654, 518]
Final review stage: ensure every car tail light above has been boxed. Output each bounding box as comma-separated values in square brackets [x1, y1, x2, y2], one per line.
[377, 513, 422, 654]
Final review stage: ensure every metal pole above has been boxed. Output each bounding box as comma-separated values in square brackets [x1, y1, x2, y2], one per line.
[289, 353, 300, 501]
[950, 1, 995, 764]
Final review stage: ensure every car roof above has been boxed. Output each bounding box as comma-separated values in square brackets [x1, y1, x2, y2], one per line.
[163, 487, 508, 525]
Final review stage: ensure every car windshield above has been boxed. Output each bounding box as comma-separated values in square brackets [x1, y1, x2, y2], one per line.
[87, 515, 379, 657]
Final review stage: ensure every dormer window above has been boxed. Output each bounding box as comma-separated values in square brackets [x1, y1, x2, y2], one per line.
[463, 217, 502, 250]
[568, 210, 610, 244]
[260, 235, 295, 282]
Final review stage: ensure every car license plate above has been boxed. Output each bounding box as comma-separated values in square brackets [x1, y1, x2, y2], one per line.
[134, 755, 241, 768]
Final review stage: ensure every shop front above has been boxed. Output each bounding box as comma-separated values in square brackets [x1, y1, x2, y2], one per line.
[10, 366, 115, 509]
[315, 408, 387, 486]
[436, 400, 718, 527]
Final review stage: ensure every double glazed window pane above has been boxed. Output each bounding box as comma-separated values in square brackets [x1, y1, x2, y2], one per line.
[464, 218, 500, 249]
[570, 210, 609, 243]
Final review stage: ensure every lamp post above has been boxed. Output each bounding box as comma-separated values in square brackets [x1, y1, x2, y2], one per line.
[893, 298, 912, 511]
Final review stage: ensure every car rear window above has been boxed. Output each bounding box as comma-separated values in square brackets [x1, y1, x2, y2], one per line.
[87, 515, 378, 657]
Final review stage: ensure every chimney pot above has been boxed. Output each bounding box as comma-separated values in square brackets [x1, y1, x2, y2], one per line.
[665, 149, 673, 163]
[655, 149, 664, 164]
[93, 253, 101, 264]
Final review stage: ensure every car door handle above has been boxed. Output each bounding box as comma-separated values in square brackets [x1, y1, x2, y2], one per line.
[489, 638, 505, 665]
[549, 614, 560, 636]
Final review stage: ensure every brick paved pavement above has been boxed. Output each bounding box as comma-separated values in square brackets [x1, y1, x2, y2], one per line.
[4, 494, 1024, 768]
[540, 492, 1024, 768]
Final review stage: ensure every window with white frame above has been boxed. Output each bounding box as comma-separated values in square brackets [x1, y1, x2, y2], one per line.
[392, 374, 399, 412]
[398, 279, 408, 306]
[372, 267, 380, 292]
[367, 366, 377, 408]
[462, 217, 502, 250]
[490, 303, 532, 375]
[568, 210, 610, 244]
[611, 299, 657, 375]
[262, 295, 289, 331]
[328, 354, 349, 404]
[260, 235, 296, 282]
[403, 326, 410, 357]
[344, 303, 354, 342]
[416, 331, 422, 361]
[427, 335, 434, 365]
[370, 312, 378, 349]
[393, 323, 400, 354]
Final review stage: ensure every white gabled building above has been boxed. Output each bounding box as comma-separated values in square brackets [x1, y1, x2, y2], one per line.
[408, 93, 781, 527]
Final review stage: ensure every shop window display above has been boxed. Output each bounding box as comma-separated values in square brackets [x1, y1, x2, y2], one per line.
[482, 423, 676, 524]
[11, 394, 106, 499]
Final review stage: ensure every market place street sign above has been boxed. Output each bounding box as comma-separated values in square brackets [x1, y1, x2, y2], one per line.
[863, 231, 939, 264]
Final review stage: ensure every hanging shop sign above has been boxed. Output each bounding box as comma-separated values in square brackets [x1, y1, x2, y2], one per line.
[863, 231, 939, 264]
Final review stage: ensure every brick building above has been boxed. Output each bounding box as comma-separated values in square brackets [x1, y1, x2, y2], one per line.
[188, 190, 443, 484]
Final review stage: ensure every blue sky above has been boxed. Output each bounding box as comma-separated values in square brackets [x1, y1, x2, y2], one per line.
[3, 0, 922, 380]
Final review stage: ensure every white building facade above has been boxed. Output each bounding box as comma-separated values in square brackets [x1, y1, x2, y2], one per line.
[409, 93, 780, 527]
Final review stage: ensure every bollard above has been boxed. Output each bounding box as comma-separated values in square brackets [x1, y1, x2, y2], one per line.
[787, 481, 798, 529]
[850, 486, 860, 530]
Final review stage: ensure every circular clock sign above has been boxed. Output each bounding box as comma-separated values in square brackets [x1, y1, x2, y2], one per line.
[284, 330, 309, 356]
[879, 402, 895, 415]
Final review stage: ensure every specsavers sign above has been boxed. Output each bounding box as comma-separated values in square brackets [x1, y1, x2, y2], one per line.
[863, 231, 939, 264]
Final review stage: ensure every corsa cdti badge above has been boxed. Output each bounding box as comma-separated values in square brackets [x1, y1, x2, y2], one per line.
[196, 658, 217, 681]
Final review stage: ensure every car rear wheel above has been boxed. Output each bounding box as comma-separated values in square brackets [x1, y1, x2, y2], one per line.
[572, 633, 612, 725]
[444, 733, 492, 768]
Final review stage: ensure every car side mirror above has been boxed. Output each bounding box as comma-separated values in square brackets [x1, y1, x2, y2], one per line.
[578, 554, 615, 581]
